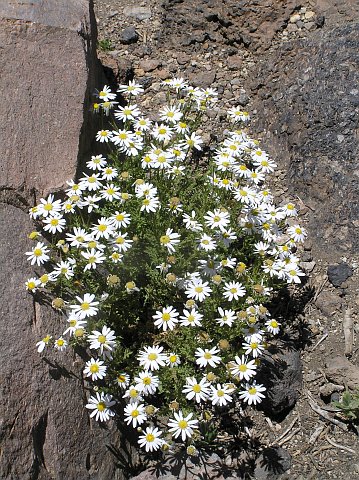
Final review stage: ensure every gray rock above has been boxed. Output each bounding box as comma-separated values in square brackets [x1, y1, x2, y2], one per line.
[120, 26, 139, 44]
[0, 1, 124, 478]
[248, 22, 359, 261]
[124, 6, 152, 21]
[254, 447, 291, 479]
[327, 263, 353, 287]
[259, 349, 302, 417]
[325, 356, 359, 390]
[314, 290, 342, 316]
[130, 453, 242, 479]
[140, 59, 162, 72]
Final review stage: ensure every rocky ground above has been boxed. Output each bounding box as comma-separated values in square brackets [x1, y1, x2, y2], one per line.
[92, 0, 359, 478]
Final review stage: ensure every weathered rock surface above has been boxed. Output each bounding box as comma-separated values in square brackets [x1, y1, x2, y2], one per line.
[130, 453, 241, 480]
[248, 19, 359, 263]
[325, 356, 359, 390]
[258, 349, 302, 417]
[0, 1, 125, 479]
[327, 263, 353, 287]
[254, 447, 291, 480]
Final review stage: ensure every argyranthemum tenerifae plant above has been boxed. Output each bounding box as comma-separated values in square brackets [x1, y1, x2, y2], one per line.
[25, 77, 307, 455]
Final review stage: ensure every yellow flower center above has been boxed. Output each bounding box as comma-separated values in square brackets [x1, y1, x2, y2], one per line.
[271, 320, 278, 328]
[98, 335, 107, 344]
[160, 235, 170, 245]
[97, 401, 106, 411]
[98, 224, 107, 232]
[148, 353, 158, 361]
[27, 281, 36, 289]
[204, 353, 212, 360]
[116, 237, 125, 244]
[250, 342, 258, 349]
[217, 390, 224, 397]
[57, 339, 64, 347]
[248, 387, 257, 395]
[116, 214, 124, 221]
[90, 364, 99, 373]
[50, 218, 59, 226]
[33, 248, 42, 257]
[239, 364, 247, 372]
[230, 288, 237, 294]
[131, 410, 139, 418]
[169, 355, 177, 363]
[44, 203, 53, 211]
[193, 384, 201, 393]
[143, 377, 151, 385]
[81, 302, 90, 311]
[195, 286, 203, 293]
[162, 313, 171, 322]
[158, 128, 167, 135]
[146, 433, 155, 442]
[100, 131, 108, 137]
[178, 420, 188, 429]
[129, 389, 138, 398]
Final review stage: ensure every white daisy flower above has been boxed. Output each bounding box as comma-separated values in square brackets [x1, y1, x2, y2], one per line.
[36, 335, 52, 353]
[195, 347, 221, 368]
[124, 402, 147, 428]
[114, 104, 141, 121]
[265, 319, 281, 335]
[112, 232, 133, 253]
[83, 357, 107, 381]
[185, 280, 212, 303]
[118, 80, 144, 96]
[86, 155, 107, 171]
[25, 242, 50, 266]
[239, 383, 266, 405]
[210, 383, 235, 406]
[37, 194, 62, 217]
[96, 129, 112, 143]
[137, 345, 167, 371]
[88, 326, 116, 357]
[230, 355, 257, 381]
[140, 196, 160, 213]
[97, 85, 116, 101]
[110, 211, 131, 229]
[198, 233, 217, 252]
[182, 376, 211, 403]
[168, 411, 199, 441]
[138, 426, 163, 452]
[81, 249, 106, 271]
[223, 281, 246, 301]
[166, 352, 181, 368]
[115, 373, 130, 389]
[216, 307, 236, 327]
[242, 340, 264, 358]
[54, 337, 67, 352]
[70, 293, 99, 319]
[179, 308, 203, 327]
[134, 371, 159, 395]
[160, 228, 180, 253]
[85, 392, 116, 422]
[153, 306, 179, 331]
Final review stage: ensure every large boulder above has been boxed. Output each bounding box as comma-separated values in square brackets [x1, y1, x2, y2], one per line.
[0, 1, 126, 479]
[247, 8, 359, 263]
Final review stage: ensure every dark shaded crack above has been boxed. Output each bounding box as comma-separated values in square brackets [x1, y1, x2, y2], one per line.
[0, 186, 33, 212]
[30, 411, 48, 480]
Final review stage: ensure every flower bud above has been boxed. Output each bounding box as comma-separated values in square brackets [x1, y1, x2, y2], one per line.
[169, 400, 179, 411]
[107, 274, 120, 286]
[52, 297, 65, 310]
[218, 339, 230, 351]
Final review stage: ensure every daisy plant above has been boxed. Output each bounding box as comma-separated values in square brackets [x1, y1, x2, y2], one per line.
[25, 78, 307, 456]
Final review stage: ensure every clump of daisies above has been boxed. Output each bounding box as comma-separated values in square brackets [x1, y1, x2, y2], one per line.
[26, 77, 307, 455]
